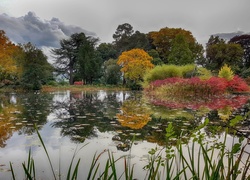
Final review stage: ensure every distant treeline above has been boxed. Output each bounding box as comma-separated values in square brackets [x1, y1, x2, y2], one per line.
[0, 23, 250, 90]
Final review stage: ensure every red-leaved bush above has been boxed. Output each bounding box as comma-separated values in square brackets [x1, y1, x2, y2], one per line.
[149, 77, 185, 88]
[227, 75, 249, 92]
[146, 75, 249, 98]
[206, 77, 228, 94]
[149, 94, 249, 110]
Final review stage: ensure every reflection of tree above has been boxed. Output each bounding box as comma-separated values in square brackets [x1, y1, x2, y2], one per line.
[117, 99, 151, 129]
[16, 93, 54, 135]
[51, 91, 122, 143]
[218, 106, 233, 122]
[0, 94, 22, 147]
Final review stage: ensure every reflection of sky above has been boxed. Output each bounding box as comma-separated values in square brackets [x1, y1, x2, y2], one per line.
[0, 116, 158, 179]
[10, 93, 17, 104]
[1, 91, 249, 179]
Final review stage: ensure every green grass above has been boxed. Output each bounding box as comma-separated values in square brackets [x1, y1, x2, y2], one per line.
[41, 84, 128, 92]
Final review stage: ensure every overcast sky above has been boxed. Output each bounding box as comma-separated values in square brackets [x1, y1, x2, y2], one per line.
[0, 0, 250, 49]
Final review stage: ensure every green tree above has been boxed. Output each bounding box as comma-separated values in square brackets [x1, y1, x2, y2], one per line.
[96, 43, 117, 62]
[147, 49, 164, 65]
[76, 43, 101, 84]
[101, 59, 121, 85]
[20, 42, 53, 90]
[52, 32, 98, 85]
[229, 35, 250, 77]
[168, 34, 194, 65]
[148, 27, 203, 64]
[112, 23, 150, 56]
[113, 23, 134, 55]
[127, 30, 151, 51]
[206, 36, 244, 72]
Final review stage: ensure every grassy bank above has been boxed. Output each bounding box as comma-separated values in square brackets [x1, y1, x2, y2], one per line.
[0, 85, 129, 93]
[41, 85, 129, 92]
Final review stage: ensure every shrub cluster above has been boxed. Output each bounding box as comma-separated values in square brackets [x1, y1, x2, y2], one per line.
[143, 64, 195, 85]
[146, 75, 249, 98]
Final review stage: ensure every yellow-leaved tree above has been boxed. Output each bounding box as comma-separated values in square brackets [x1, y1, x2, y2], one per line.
[117, 48, 154, 84]
[0, 30, 22, 83]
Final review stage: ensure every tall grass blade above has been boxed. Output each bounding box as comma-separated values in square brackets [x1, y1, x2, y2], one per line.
[22, 163, 33, 180]
[108, 151, 117, 180]
[87, 150, 106, 179]
[9, 162, 16, 180]
[71, 159, 81, 180]
[35, 124, 57, 179]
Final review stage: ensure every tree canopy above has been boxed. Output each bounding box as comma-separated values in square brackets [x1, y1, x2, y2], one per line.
[52, 32, 99, 84]
[205, 35, 244, 72]
[148, 27, 203, 64]
[117, 48, 154, 83]
[0, 30, 21, 83]
[20, 42, 54, 90]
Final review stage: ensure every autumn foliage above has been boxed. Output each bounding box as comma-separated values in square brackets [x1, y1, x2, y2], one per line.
[117, 48, 154, 82]
[0, 30, 21, 83]
[146, 75, 249, 98]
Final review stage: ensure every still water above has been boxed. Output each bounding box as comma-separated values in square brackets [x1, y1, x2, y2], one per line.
[0, 90, 249, 179]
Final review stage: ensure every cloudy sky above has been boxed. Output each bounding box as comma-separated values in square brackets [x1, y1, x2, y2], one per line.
[0, 0, 250, 49]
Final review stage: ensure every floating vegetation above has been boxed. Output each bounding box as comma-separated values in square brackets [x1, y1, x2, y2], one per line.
[77, 116, 86, 118]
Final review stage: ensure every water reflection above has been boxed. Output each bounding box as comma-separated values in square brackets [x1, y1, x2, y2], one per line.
[0, 90, 249, 178]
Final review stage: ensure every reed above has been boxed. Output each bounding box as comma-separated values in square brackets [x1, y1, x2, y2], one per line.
[9, 117, 250, 180]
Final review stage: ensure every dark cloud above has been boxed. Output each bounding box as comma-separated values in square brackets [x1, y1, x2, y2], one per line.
[0, 12, 96, 47]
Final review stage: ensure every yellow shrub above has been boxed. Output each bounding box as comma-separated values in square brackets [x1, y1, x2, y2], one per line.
[218, 64, 234, 80]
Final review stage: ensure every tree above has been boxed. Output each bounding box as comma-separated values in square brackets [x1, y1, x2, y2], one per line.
[113, 23, 134, 55]
[113, 23, 134, 42]
[96, 43, 117, 62]
[76, 43, 101, 84]
[229, 35, 250, 73]
[205, 36, 244, 72]
[117, 48, 154, 84]
[101, 59, 121, 85]
[147, 49, 164, 65]
[127, 30, 151, 51]
[168, 34, 194, 65]
[148, 27, 203, 64]
[20, 42, 53, 90]
[0, 30, 21, 84]
[52, 32, 98, 85]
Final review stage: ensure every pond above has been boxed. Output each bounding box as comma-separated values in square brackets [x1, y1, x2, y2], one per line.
[0, 90, 249, 179]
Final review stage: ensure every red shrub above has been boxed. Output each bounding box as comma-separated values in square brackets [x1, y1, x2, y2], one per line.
[206, 77, 228, 94]
[228, 75, 249, 92]
[150, 77, 185, 87]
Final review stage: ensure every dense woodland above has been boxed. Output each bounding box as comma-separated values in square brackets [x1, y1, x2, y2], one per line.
[0, 23, 250, 90]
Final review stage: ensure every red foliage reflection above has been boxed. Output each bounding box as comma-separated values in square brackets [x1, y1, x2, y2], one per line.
[149, 95, 249, 110]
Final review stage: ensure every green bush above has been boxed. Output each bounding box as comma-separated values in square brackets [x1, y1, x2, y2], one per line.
[180, 64, 196, 78]
[143, 64, 197, 86]
[47, 81, 58, 86]
[197, 67, 212, 80]
[143, 65, 182, 85]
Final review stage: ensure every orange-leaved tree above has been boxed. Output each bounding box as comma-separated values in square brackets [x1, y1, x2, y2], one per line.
[0, 30, 22, 83]
[117, 48, 154, 84]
